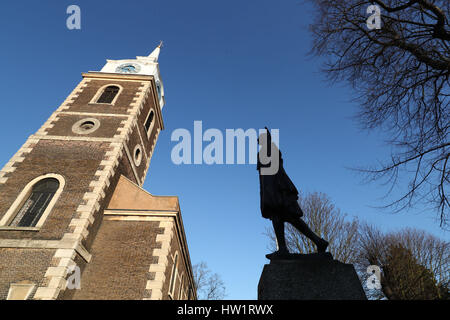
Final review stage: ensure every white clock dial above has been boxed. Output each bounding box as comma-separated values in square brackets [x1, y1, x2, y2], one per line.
[116, 63, 141, 74]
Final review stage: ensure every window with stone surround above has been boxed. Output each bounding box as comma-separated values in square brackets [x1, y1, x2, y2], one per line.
[9, 178, 59, 227]
[133, 145, 143, 167]
[144, 109, 155, 136]
[97, 85, 120, 104]
[0, 174, 65, 230]
[178, 273, 184, 300]
[168, 252, 179, 298]
[7, 281, 36, 300]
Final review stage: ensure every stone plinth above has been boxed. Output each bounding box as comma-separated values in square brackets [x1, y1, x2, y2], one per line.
[258, 253, 366, 300]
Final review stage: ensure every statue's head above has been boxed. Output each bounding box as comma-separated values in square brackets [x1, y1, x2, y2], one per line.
[258, 128, 280, 176]
[258, 127, 271, 146]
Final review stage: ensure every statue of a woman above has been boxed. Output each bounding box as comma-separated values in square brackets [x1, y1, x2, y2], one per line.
[257, 128, 328, 259]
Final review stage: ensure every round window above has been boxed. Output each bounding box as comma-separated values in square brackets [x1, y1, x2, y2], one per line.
[133, 145, 143, 167]
[72, 118, 101, 135]
[80, 121, 95, 131]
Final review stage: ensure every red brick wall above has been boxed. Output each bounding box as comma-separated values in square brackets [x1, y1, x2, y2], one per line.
[124, 124, 149, 183]
[162, 231, 193, 300]
[71, 219, 161, 300]
[0, 140, 110, 240]
[63, 80, 144, 114]
[0, 248, 56, 299]
[0, 73, 168, 300]
[46, 114, 125, 138]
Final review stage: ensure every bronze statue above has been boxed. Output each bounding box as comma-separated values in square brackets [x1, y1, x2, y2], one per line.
[257, 128, 328, 259]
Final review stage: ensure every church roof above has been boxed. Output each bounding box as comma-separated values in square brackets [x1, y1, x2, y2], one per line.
[107, 175, 179, 212]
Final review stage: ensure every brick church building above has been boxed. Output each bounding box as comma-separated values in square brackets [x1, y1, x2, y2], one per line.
[0, 45, 196, 300]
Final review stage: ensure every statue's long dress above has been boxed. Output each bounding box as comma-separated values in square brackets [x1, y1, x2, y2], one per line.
[258, 150, 303, 221]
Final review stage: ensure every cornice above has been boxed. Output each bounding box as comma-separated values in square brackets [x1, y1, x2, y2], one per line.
[82, 72, 154, 81]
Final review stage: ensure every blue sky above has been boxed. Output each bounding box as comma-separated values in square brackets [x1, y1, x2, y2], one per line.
[0, 1, 448, 299]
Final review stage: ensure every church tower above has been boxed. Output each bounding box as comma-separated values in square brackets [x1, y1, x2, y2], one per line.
[0, 45, 196, 300]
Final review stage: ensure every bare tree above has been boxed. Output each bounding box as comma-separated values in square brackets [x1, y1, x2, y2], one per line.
[308, 0, 450, 227]
[265, 192, 360, 263]
[357, 224, 450, 299]
[193, 262, 226, 300]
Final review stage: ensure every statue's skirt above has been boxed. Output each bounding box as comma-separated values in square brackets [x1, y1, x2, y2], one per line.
[259, 165, 303, 221]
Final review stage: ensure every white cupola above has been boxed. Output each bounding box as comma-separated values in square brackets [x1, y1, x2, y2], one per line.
[99, 42, 165, 109]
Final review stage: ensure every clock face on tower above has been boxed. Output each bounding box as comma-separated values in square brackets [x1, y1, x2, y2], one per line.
[116, 63, 141, 74]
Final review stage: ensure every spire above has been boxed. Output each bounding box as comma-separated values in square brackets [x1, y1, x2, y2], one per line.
[148, 41, 163, 62]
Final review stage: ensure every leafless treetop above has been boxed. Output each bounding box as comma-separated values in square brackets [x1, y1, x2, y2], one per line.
[308, 0, 449, 227]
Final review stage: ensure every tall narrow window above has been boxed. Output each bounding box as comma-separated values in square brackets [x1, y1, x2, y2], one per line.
[156, 81, 162, 100]
[97, 86, 120, 104]
[169, 253, 178, 297]
[188, 285, 194, 300]
[178, 274, 184, 300]
[9, 178, 59, 227]
[144, 110, 154, 132]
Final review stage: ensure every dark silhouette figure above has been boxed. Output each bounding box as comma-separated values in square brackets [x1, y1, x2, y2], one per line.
[257, 128, 328, 259]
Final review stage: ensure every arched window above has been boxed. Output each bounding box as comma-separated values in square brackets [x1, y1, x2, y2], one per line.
[144, 110, 155, 133]
[168, 252, 179, 298]
[178, 274, 184, 300]
[9, 178, 60, 227]
[97, 86, 120, 104]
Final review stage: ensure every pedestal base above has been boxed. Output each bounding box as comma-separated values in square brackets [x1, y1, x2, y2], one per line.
[258, 253, 366, 300]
